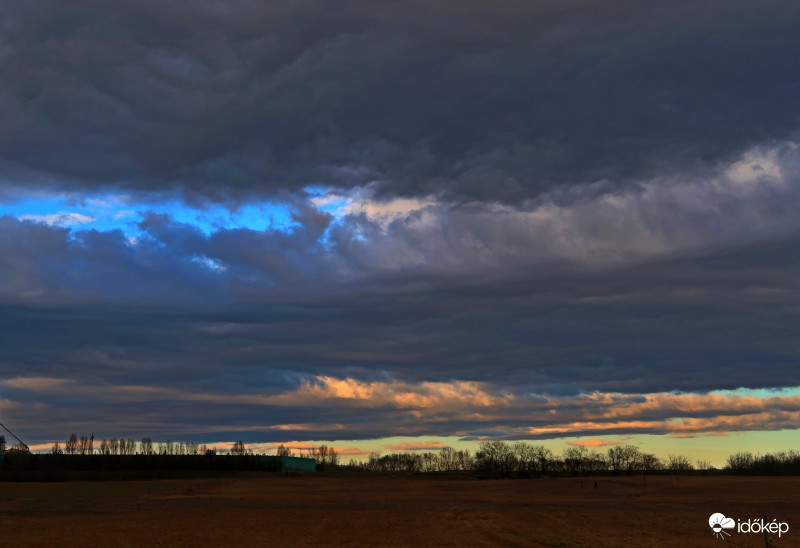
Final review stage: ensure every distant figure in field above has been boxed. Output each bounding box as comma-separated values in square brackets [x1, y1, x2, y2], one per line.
[594, 481, 598, 488]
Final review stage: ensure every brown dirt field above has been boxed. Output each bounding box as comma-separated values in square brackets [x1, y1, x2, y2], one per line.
[0, 475, 798, 547]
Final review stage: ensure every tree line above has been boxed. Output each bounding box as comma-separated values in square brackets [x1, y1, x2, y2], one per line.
[24, 435, 800, 478]
[351, 441, 796, 477]
[275, 444, 340, 469]
[53, 434, 216, 457]
[49, 435, 340, 469]
[725, 450, 800, 475]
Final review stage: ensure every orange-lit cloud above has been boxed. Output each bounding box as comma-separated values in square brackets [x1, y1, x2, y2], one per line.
[4, 376, 72, 391]
[253, 441, 367, 456]
[566, 439, 620, 447]
[385, 440, 447, 452]
[283, 376, 515, 411]
[4, 374, 800, 442]
[264, 423, 345, 432]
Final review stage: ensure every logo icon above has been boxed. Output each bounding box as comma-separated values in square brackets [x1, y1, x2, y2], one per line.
[709, 513, 735, 539]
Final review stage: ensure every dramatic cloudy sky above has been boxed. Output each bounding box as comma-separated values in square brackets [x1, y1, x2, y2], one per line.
[2, 0, 800, 461]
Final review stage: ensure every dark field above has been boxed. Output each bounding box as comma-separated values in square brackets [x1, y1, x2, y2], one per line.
[1, 475, 798, 547]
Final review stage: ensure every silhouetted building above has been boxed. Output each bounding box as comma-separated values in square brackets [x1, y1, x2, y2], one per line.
[257, 455, 316, 473]
[278, 456, 316, 473]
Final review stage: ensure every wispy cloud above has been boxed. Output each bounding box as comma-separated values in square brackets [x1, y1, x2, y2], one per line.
[5, 375, 800, 442]
[19, 211, 95, 227]
[385, 440, 448, 452]
[251, 441, 367, 456]
[566, 439, 620, 448]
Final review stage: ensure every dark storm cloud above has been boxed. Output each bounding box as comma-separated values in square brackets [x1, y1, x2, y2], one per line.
[3, 142, 800, 402]
[3, 0, 800, 202]
[4, 202, 800, 442]
[4, 1, 800, 445]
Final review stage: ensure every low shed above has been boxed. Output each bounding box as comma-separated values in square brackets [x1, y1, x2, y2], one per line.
[257, 455, 316, 473]
[278, 456, 316, 473]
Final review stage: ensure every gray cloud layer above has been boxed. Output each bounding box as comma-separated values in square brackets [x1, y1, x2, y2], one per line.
[3, 1, 800, 444]
[3, 0, 800, 202]
[4, 144, 800, 442]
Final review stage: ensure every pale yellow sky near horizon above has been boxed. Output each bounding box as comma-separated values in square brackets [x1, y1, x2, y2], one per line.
[27, 430, 799, 469]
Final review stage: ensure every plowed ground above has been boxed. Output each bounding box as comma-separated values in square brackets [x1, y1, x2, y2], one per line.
[1, 475, 798, 547]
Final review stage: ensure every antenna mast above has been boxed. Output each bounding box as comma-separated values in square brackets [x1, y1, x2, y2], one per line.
[0, 421, 30, 452]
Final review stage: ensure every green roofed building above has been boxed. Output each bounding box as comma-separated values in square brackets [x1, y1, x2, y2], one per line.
[279, 456, 316, 473]
[257, 455, 316, 473]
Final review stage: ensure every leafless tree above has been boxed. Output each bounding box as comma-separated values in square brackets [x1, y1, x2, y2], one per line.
[726, 452, 754, 473]
[65, 433, 78, 455]
[456, 449, 472, 471]
[532, 445, 554, 476]
[421, 452, 436, 472]
[230, 440, 246, 455]
[476, 441, 515, 477]
[639, 453, 664, 472]
[438, 446, 458, 471]
[563, 446, 589, 476]
[512, 442, 536, 476]
[695, 459, 712, 474]
[667, 454, 694, 473]
[79, 435, 90, 455]
[367, 451, 381, 471]
[607, 445, 642, 474]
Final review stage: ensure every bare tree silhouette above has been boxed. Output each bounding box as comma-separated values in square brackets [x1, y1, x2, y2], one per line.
[65, 433, 78, 455]
[230, 440, 246, 455]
